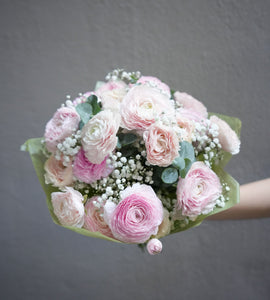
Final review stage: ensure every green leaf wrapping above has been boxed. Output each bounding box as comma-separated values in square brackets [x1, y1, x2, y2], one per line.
[23, 138, 121, 243]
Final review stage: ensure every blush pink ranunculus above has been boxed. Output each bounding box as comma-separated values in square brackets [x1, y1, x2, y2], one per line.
[176, 161, 222, 218]
[44, 107, 80, 153]
[103, 183, 163, 243]
[96, 80, 128, 111]
[210, 115, 240, 155]
[44, 155, 73, 188]
[73, 149, 113, 184]
[83, 196, 114, 238]
[137, 76, 171, 97]
[143, 123, 180, 167]
[51, 187, 84, 227]
[81, 110, 120, 164]
[146, 238, 163, 255]
[120, 85, 174, 131]
[174, 91, 208, 119]
[177, 108, 206, 123]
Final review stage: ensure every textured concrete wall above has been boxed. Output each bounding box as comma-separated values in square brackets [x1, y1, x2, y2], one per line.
[1, 0, 270, 299]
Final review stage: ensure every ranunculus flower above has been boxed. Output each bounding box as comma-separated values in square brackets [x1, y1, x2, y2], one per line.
[51, 187, 84, 227]
[143, 123, 179, 167]
[44, 107, 80, 153]
[44, 155, 73, 188]
[96, 80, 127, 111]
[73, 149, 113, 184]
[174, 91, 208, 119]
[210, 115, 240, 155]
[155, 208, 171, 239]
[137, 76, 170, 97]
[104, 183, 163, 243]
[147, 238, 163, 255]
[83, 196, 114, 238]
[177, 108, 206, 123]
[120, 85, 174, 131]
[81, 110, 120, 164]
[176, 161, 222, 218]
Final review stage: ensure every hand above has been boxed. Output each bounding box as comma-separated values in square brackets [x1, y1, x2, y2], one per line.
[207, 178, 270, 220]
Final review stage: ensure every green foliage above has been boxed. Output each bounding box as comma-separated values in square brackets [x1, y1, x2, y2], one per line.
[76, 102, 93, 124]
[161, 167, 179, 184]
[117, 133, 138, 148]
[75, 95, 101, 128]
[173, 141, 196, 178]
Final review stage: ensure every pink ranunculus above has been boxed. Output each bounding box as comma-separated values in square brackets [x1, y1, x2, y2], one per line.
[177, 108, 206, 123]
[137, 76, 171, 97]
[96, 80, 128, 111]
[210, 115, 240, 155]
[83, 196, 114, 238]
[96, 80, 127, 96]
[146, 238, 163, 255]
[73, 149, 113, 184]
[143, 123, 180, 167]
[120, 85, 174, 131]
[51, 187, 84, 227]
[104, 183, 163, 243]
[176, 161, 222, 218]
[44, 155, 73, 188]
[44, 107, 80, 153]
[174, 91, 208, 119]
[81, 110, 120, 164]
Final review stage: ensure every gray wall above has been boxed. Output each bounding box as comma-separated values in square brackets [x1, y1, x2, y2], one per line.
[1, 0, 270, 299]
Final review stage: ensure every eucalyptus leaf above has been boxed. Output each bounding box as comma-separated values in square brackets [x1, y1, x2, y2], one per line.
[179, 141, 195, 162]
[24, 138, 121, 243]
[172, 156, 185, 170]
[75, 102, 93, 124]
[161, 167, 179, 184]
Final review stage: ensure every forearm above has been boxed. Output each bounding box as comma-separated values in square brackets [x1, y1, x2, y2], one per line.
[207, 178, 270, 220]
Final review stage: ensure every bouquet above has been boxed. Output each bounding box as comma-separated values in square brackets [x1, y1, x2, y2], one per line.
[22, 69, 241, 255]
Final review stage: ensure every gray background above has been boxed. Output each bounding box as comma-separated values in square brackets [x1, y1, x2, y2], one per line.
[1, 0, 270, 299]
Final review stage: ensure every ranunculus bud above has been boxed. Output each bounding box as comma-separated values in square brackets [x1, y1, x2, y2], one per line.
[147, 238, 163, 255]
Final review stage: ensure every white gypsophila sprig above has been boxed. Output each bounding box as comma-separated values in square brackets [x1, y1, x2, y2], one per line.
[192, 119, 221, 167]
[90, 144, 154, 209]
[105, 69, 141, 84]
[55, 130, 81, 166]
[156, 190, 177, 212]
